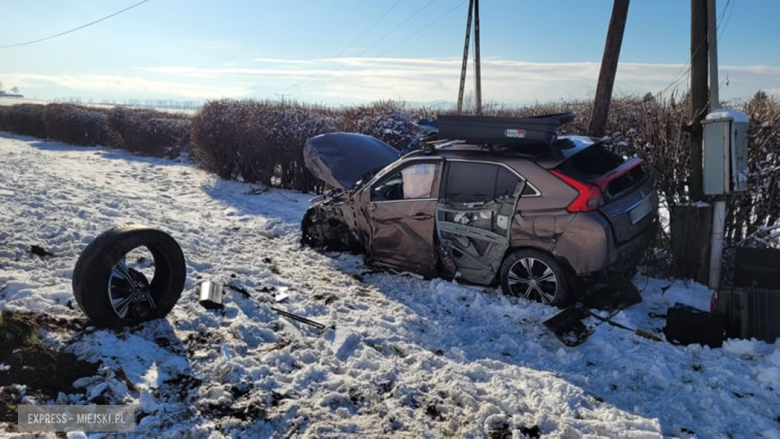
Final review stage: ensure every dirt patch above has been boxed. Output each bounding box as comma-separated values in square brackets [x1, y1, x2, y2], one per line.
[0, 311, 98, 432]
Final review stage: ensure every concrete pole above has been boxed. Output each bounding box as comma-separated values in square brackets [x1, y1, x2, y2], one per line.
[707, 0, 725, 290]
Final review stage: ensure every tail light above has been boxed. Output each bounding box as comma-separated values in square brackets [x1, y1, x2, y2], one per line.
[710, 291, 718, 314]
[551, 170, 602, 212]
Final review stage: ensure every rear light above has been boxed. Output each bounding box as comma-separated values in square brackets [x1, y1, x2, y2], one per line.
[551, 170, 602, 212]
[710, 291, 718, 314]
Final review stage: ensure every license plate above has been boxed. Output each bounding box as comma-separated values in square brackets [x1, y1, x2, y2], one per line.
[628, 197, 653, 224]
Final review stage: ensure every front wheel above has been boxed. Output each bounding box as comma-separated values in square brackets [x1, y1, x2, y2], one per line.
[499, 249, 571, 307]
[72, 225, 186, 328]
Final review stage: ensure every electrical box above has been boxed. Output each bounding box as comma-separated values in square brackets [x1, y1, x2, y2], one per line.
[702, 109, 749, 195]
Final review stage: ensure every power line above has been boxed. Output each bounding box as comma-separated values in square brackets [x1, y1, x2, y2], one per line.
[333, 0, 405, 59]
[292, 0, 439, 95]
[0, 0, 150, 49]
[376, 0, 467, 58]
[656, 0, 734, 96]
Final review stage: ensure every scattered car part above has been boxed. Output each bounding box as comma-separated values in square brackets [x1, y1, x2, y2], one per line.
[545, 304, 661, 346]
[543, 305, 619, 347]
[543, 278, 648, 346]
[588, 308, 662, 342]
[269, 306, 326, 330]
[199, 280, 224, 310]
[72, 225, 186, 329]
[223, 283, 328, 330]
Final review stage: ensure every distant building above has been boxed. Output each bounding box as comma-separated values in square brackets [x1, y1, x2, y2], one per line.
[0, 90, 24, 98]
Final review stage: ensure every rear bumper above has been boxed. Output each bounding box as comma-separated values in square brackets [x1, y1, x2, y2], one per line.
[556, 212, 657, 276]
[606, 217, 658, 273]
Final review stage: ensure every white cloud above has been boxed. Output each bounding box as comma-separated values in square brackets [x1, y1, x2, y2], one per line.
[0, 73, 250, 100]
[3, 58, 778, 104]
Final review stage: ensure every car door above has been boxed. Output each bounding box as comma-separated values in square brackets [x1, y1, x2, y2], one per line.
[435, 160, 526, 284]
[363, 160, 442, 277]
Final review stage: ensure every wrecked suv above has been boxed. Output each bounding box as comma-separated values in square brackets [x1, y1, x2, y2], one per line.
[301, 113, 658, 306]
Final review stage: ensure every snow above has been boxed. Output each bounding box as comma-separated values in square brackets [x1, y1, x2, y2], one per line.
[1, 132, 778, 438]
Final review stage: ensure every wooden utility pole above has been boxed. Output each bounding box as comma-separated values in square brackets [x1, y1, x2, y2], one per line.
[456, 0, 474, 114]
[670, 0, 712, 284]
[588, 0, 630, 137]
[473, 0, 482, 114]
[690, 0, 709, 201]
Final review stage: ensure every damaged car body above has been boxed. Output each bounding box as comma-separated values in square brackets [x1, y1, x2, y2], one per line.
[301, 113, 659, 306]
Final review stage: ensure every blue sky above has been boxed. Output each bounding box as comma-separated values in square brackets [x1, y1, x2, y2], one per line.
[1, 0, 778, 107]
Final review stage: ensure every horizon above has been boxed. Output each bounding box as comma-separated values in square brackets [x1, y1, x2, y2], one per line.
[1, 0, 778, 107]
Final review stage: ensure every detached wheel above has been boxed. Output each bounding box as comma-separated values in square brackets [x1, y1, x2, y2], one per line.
[72, 225, 186, 328]
[500, 249, 571, 307]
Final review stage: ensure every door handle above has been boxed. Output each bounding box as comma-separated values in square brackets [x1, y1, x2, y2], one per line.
[368, 203, 377, 212]
[411, 213, 433, 220]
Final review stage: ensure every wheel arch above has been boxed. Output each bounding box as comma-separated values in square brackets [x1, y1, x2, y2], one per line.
[500, 243, 577, 282]
[497, 244, 579, 306]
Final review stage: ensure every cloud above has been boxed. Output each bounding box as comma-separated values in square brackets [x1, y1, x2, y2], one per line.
[4, 58, 778, 104]
[0, 73, 250, 99]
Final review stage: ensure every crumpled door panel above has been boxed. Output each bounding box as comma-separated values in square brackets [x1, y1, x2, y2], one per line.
[436, 196, 516, 285]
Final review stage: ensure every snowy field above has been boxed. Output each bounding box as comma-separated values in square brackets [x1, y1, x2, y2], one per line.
[0, 132, 778, 438]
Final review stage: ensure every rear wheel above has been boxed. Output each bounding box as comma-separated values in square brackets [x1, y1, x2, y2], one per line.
[500, 249, 571, 307]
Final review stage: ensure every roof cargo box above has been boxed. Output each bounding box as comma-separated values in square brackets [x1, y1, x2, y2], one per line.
[436, 112, 575, 146]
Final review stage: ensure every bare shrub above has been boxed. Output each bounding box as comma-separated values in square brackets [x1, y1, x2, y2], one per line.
[0, 106, 8, 131]
[4, 104, 47, 138]
[258, 104, 338, 192]
[191, 99, 337, 191]
[109, 107, 191, 157]
[339, 101, 432, 150]
[43, 104, 115, 146]
[726, 94, 780, 245]
[191, 99, 266, 180]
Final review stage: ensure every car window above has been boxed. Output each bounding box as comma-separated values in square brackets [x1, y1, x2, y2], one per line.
[445, 162, 495, 203]
[496, 166, 521, 199]
[444, 162, 524, 204]
[372, 163, 437, 201]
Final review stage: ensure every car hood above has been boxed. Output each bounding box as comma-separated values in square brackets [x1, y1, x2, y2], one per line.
[304, 132, 400, 190]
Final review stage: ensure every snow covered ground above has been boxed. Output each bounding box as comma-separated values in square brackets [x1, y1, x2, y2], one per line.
[0, 132, 778, 438]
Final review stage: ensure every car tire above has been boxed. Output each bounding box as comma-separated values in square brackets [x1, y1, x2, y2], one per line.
[499, 249, 571, 307]
[72, 225, 186, 329]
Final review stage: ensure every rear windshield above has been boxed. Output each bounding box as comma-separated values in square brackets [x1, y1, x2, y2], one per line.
[556, 142, 646, 199]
